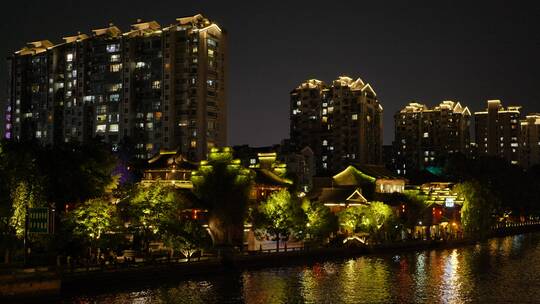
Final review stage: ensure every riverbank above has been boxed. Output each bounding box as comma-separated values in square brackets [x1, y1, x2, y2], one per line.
[2, 223, 540, 301]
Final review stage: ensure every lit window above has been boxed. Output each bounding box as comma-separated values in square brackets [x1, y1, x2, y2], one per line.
[109, 83, 122, 92]
[352, 114, 358, 120]
[207, 49, 214, 57]
[110, 54, 120, 62]
[109, 124, 119, 132]
[106, 44, 120, 53]
[152, 80, 161, 89]
[250, 158, 257, 165]
[66, 53, 74, 62]
[190, 140, 197, 148]
[322, 140, 328, 146]
[96, 125, 106, 133]
[109, 94, 120, 102]
[110, 63, 122, 72]
[423, 132, 429, 138]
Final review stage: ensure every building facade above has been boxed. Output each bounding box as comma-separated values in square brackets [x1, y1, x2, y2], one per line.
[4, 14, 227, 161]
[290, 76, 383, 176]
[393, 101, 471, 175]
[474, 100, 520, 165]
[520, 114, 540, 168]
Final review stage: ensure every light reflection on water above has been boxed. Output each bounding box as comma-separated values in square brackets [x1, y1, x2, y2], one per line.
[64, 233, 540, 304]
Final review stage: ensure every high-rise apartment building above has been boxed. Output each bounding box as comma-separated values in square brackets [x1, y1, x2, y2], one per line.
[393, 101, 471, 175]
[4, 14, 227, 161]
[290, 76, 383, 175]
[520, 114, 540, 168]
[474, 100, 520, 165]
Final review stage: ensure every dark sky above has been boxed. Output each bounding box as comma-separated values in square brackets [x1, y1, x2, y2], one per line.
[2, 1, 540, 146]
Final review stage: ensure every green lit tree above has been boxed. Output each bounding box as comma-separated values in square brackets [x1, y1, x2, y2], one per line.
[366, 201, 395, 242]
[191, 148, 254, 249]
[303, 200, 338, 243]
[162, 219, 212, 261]
[68, 197, 115, 256]
[455, 181, 498, 239]
[125, 182, 186, 254]
[338, 206, 369, 234]
[338, 202, 395, 242]
[253, 189, 307, 251]
[9, 181, 43, 238]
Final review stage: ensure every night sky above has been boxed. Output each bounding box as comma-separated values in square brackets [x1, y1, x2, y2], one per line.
[2, 1, 540, 146]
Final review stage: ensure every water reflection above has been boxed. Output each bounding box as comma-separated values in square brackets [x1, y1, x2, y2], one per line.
[65, 233, 540, 304]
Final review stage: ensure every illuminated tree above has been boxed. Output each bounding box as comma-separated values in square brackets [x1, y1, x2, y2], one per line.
[68, 197, 115, 255]
[303, 201, 338, 243]
[126, 182, 186, 253]
[338, 202, 395, 241]
[455, 181, 498, 239]
[366, 201, 395, 241]
[191, 148, 254, 248]
[338, 206, 369, 234]
[9, 181, 42, 238]
[253, 189, 307, 250]
[162, 219, 212, 261]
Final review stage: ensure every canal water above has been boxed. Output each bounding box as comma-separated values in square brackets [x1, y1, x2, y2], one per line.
[63, 233, 540, 303]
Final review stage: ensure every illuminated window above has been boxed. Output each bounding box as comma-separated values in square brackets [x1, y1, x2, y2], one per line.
[146, 123, 153, 130]
[110, 63, 122, 72]
[109, 124, 119, 132]
[106, 44, 120, 53]
[423, 132, 429, 138]
[152, 80, 161, 89]
[322, 140, 328, 146]
[207, 38, 217, 47]
[352, 114, 358, 120]
[66, 53, 74, 62]
[109, 94, 120, 102]
[190, 140, 197, 148]
[207, 49, 214, 57]
[96, 125, 106, 133]
[109, 83, 122, 92]
[250, 158, 257, 165]
[110, 54, 120, 62]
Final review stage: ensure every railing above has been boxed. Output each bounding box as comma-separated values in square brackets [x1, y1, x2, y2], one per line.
[492, 220, 540, 230]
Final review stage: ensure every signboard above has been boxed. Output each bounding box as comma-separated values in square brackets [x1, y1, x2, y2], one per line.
[28, 207, 49, 234]
[445, 197, 455, 208]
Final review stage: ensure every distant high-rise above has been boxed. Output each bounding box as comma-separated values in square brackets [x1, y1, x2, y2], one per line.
[520, 114, 540, 168]
[4, 14, 227, 161]
[290, 76, 383, 175]
[474, 100, 520, 165]
[393, 101, 471, 175]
